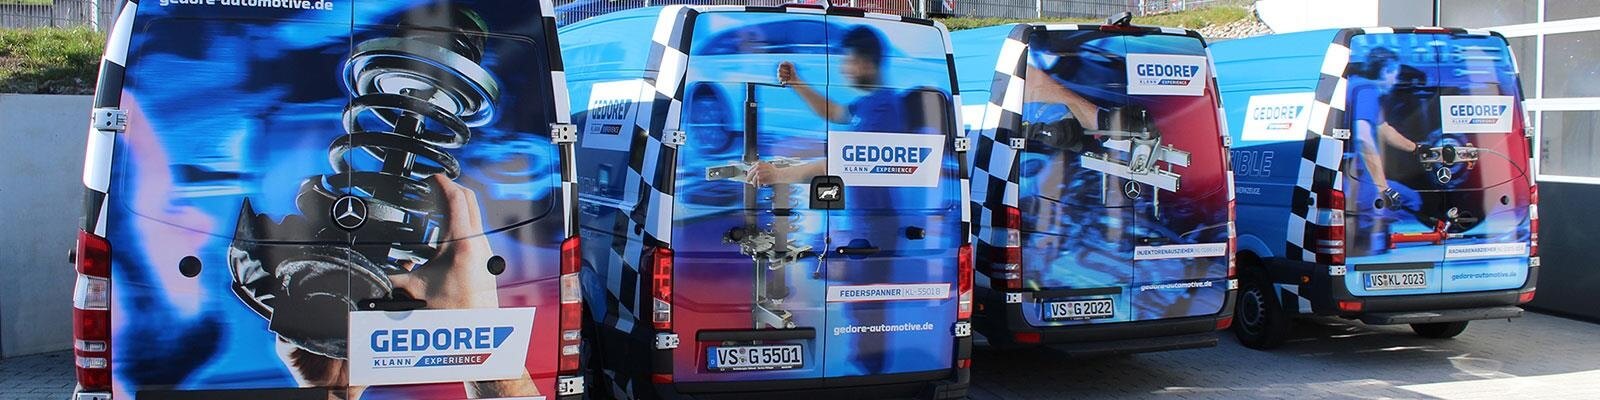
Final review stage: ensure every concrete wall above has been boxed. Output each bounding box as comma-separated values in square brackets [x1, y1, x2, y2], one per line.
[0, 94, 90, 358]
[1256, 0, 1434, 33]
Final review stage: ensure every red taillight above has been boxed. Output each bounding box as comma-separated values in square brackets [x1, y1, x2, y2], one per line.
[558, 237, 582, 375]
[1518, 289, 1536, 304]
[1312, 190, 1346, 265]
[957, 244, 973, 320]
[651, 373, 674, 384]
[76, 229, 111, 277]
[1337, 299, 1363, 313]
[1000, 206, 1023, 290]
[1227, 200, 1237, 279]
[1216, 315, 1234, 331]
[1530, 185, 1539, 257]
[651, 247, 674, 331]
[956, 358, 972, 369]
[1013, 332, 1041, 344]
[73, 229, 112, 391]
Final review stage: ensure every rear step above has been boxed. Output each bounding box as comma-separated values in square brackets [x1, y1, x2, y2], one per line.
[1358, 306, 1523, 325]
[1044, 332, 1218, 357]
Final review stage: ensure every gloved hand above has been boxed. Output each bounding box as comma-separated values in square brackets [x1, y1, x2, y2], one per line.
[1412, 142, 1434, 160]
[1380, 186, 1404, 210]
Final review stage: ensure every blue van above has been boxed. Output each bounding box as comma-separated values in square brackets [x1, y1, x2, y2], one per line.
[1212, 27, 1538, 349]
[561, 5, 971, 399]
[952, 20, 1236, 352]
[70, 0, 583, 398]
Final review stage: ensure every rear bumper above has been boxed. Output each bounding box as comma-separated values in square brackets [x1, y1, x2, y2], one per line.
[73, 390, 110, 400]
[974, 288, 1235, 351]
[1269, 257, 1537, 323]
[1359, 306, 1524, 325]
[659, 369, 968, 400]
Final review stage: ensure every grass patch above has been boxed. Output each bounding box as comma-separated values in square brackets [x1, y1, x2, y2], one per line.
[0, 27, 103, 94]
[938, 5, 1252, 31]
[0, 0, 55, 6]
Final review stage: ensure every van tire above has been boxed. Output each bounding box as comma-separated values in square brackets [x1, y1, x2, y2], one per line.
[1411, 321, 1469, 339]
[1233, 273, 1289, 350]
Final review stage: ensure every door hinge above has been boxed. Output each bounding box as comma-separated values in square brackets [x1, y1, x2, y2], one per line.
[91, 108, 128, 132]
[664, 129, 686, 148]
[655, 332, 680, 350]
[1008, 137, 1026, 150]
[550, 123, 577, 144]
[955, 137, 970, 152]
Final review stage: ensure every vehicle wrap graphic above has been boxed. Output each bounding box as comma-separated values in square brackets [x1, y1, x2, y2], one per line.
[563, 7, 965, 395]
[1341, 32, 1531, 295]
[957, 24, 1230, 330]
[1214, 28, 1533, 305]
[100, 0, 571, 397]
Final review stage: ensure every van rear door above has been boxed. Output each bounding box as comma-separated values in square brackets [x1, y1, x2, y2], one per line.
[820, 16, 960, 377]
[1429, 34, 1532, 293]
[1123, 33, 1231, 321]
[1344, 32, 1451, 295]
[109, 3, 357, 395]
[1014, 28, 1139, 327]
[671, 11, 832, 383]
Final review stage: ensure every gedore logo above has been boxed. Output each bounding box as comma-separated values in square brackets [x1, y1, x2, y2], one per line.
[1449, 104, 1508, 117]
[841, 145, 933, 164]
[1136, 64, 1200, 78]
[1251, 105, 1303, 120]
[371, 326, 515, 353]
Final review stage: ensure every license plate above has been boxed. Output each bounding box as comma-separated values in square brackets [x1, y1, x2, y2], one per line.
[1365, 271, 1428, 290]
[707, 345, 803, 372]
[1044, 298, 1115, 320]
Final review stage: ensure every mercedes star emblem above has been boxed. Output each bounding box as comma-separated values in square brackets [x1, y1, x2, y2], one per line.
[332, 196, 368, 230]
[1435, 167, 1453, 185]
[1124, 181, 1142, 200]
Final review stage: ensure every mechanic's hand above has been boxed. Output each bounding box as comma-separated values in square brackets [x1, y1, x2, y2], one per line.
[387, 175, 499, 310]
[748, 161, 787, 187]
[777, 62, 800, 86]
[1412, 143, 1434, 160]
[277, 339, 366, 399]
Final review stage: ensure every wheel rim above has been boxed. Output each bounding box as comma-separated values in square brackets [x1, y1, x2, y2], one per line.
[1238, 286, 1267, 335]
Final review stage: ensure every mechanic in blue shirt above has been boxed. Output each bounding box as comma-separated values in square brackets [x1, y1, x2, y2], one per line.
[749, 26, 901, 185]
[1349, 46, 1429, 216]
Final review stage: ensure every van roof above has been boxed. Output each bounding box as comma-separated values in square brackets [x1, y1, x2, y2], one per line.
[1211, 27, 1507, 90]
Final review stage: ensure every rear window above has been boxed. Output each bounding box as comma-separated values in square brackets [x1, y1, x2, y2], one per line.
[1345, 32, 1529, 194]
[675, 13, 959, 213]
[119, 7, 561, 243]
[1018, 29, 1225, 207]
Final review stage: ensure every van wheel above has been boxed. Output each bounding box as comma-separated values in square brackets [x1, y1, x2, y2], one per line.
[1233, 277, 1289, 350]
[1411, 321, 1469, 339]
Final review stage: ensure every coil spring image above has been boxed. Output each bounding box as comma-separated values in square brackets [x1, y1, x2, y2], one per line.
[228, 6, 501, 359]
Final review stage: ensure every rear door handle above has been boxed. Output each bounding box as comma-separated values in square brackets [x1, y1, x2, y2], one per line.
[359, 297, 427, 312]
[836, 245, 880, 256]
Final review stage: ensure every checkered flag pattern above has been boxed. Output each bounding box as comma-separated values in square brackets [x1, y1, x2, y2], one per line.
[969, 24, 1032, 276]
[79, 0, 136, 239]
